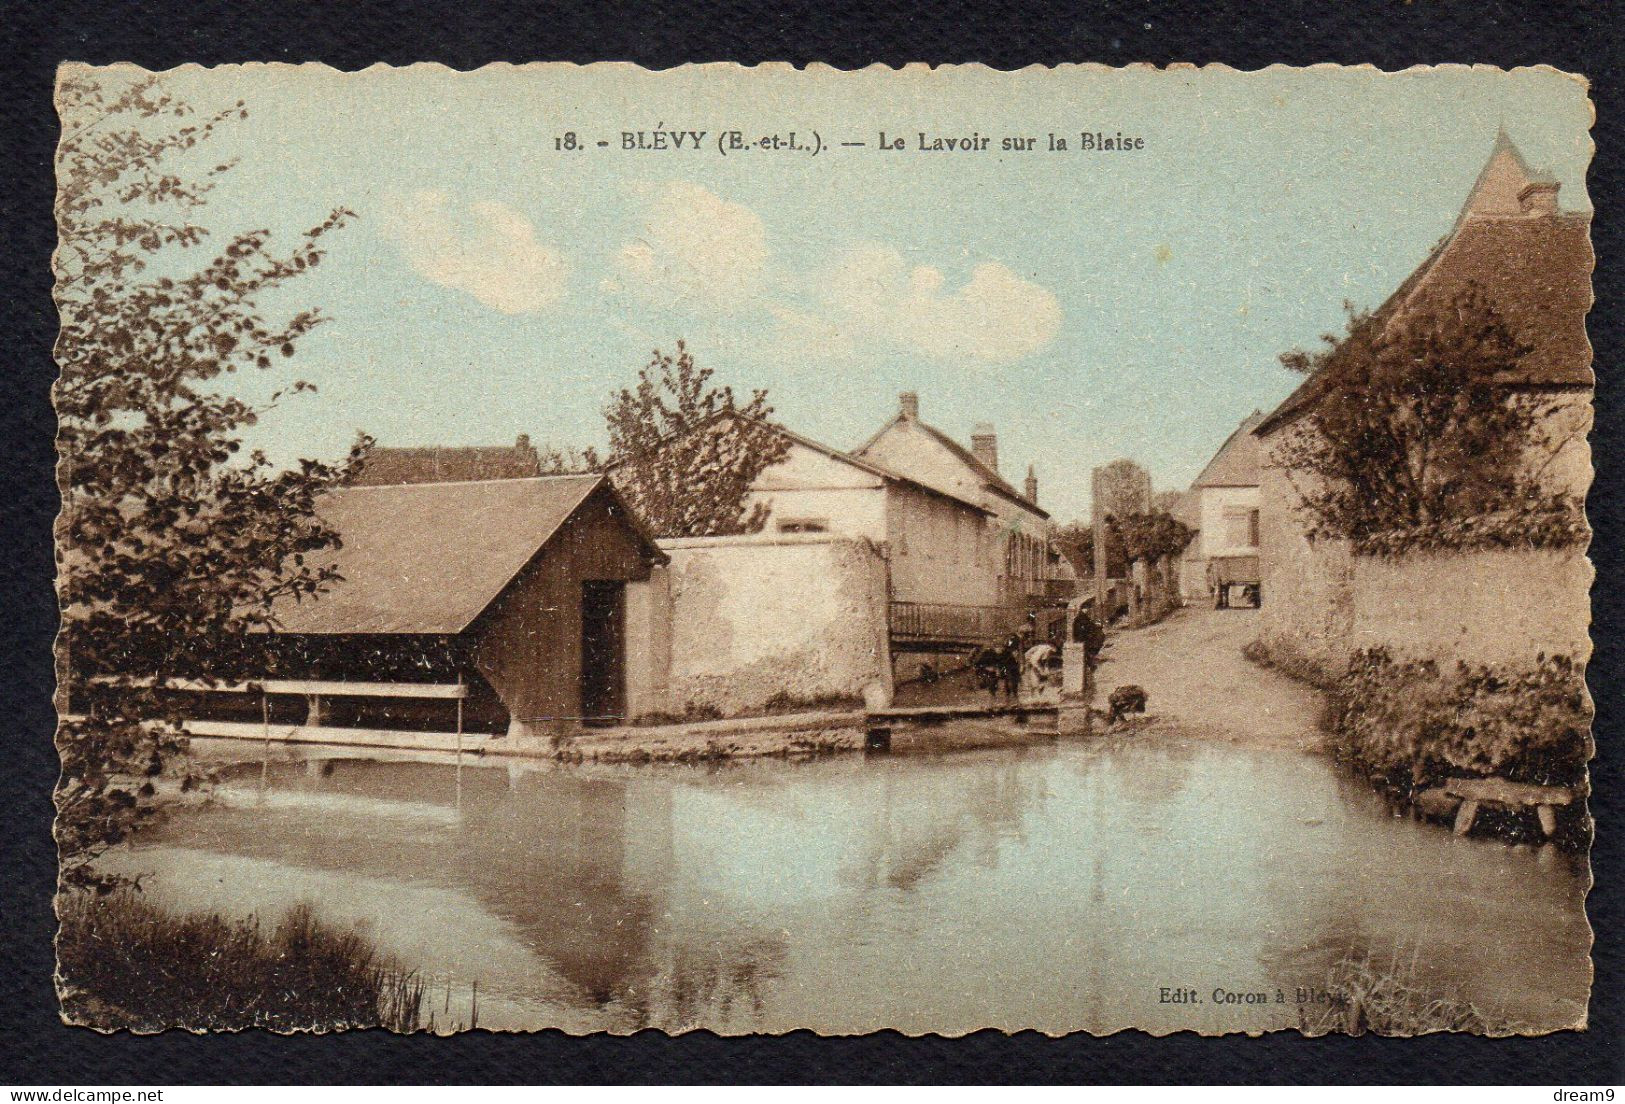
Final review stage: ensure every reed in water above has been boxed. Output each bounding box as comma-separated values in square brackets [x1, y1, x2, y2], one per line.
[57, 891, 425, 1032]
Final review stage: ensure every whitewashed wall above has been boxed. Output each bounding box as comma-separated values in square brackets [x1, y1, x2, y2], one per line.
[1351, 547, 1592, 667]
[626, 534, 892, 719]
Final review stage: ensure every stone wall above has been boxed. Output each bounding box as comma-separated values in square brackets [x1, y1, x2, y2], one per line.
[1258, 535, 1590, 677]
[1256, 390, 1593, 677]
[1350, 547, 1592, 668]
[1255, 454, 1356, 674]
[625, 534, 893, 719]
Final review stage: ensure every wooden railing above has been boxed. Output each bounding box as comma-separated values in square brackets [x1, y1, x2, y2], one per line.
[889, 601, 1025, 644]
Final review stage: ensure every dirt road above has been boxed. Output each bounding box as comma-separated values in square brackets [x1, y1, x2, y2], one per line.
[1096, 606, 1326, 750]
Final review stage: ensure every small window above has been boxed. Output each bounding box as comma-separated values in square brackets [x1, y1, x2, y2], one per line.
[778, 518, 828, 534]
[1223, 508, 1259, 550]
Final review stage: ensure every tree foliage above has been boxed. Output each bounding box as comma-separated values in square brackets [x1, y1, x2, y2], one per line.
[1055, 521, 1123, 578]
[54, 72, 367, 889]
[1055, 510, 1193, 578]
[603, 341, 790, 538]
[1273, 286, 1583, 551]
[1111, 511, 1197, 565]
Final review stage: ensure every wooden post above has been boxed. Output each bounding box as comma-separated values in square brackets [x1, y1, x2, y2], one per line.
[454, 673, 465, 812]
[1091, 466, 1107, 615]
[455, 673, 465, 758]
[259, 689, 271, 793]
[1536, 804, 1559, 839]
[1453, 799, 1480, 836]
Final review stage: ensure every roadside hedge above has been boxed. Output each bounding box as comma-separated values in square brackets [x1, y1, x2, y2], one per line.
[1331, 648, 1591, 794]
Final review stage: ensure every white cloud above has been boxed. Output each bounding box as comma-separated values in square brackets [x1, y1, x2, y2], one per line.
[812, 244, 1061, 362]
[612, 181, 769, 311]
[382, 191, 567, 313]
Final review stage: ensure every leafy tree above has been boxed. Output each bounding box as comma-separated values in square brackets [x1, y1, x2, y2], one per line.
[1055, 521, 1125, 579]
[1111, 511, 1196, 565]
[1056, 512, 1191, 579]
[1273, 286, 1579, 548]
[54, 71, 367, 890]
[535, 443, 602, 474]
[603, 341, 789, 538]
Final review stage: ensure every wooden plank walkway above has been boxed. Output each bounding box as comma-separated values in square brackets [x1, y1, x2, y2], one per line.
[863, 701, 1061, 752]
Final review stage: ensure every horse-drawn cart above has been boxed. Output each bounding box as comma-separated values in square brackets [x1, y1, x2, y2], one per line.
[1207, 554, 1261, 608]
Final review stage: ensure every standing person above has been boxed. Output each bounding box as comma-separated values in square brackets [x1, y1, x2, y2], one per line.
[1072, 606, 1106, 669]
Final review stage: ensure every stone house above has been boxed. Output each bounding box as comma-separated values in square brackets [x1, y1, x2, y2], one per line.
[730, 412, 1002, 612]
[1252, 130, 1593, 673]
[1183, 411, 1266, 605]
[853, 392, 1074, 618]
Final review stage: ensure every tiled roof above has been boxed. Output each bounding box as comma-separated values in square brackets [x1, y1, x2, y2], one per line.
[270, 475, 660, 635]
[1194, 412, 1267, 487]
[854, 416, 1050, 520]
[352, 439, 544, 485]
[1255, 137, 1593, 439]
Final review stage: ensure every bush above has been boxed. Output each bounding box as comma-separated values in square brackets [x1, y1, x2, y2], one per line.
[58, 891, 425, 1032]
[1331, 648, 1591, 794]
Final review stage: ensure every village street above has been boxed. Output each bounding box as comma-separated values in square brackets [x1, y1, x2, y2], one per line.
[1095, 606, 1326, 751]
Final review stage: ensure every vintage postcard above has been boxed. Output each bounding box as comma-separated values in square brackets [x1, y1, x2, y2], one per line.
[54, 62, 1593, 1036]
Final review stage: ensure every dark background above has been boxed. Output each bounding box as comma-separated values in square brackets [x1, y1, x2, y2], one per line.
[2, 0, 1620, 1085]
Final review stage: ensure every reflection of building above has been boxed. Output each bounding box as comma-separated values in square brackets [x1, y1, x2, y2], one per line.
[1184, 411, 1265, 605]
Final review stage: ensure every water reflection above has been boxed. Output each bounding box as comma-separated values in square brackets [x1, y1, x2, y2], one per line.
[112, 737, 1590, 1034]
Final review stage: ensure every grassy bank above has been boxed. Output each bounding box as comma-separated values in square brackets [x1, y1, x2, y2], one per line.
[1247, 638, 1591, 846]
[58, 891, 428, 1032]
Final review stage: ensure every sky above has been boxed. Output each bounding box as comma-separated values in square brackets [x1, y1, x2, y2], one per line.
[70, 63, 1593, 523]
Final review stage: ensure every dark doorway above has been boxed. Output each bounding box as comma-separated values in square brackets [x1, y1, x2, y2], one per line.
[580, 581, 627, 724]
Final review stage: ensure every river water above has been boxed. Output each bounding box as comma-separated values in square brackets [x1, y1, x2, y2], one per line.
[106, 735, 1591, 1035]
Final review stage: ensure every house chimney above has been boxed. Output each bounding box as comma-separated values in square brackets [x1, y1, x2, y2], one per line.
[899, 391, 919, 420]
[1024, 464, 1038, 504]
[515, 433, 531, 449]
[1519, 179, 1560, 216]
[971, 422, 999, 474]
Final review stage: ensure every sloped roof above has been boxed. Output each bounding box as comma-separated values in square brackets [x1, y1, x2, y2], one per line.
[1255, 136, 1594, 438]
[270, 475, 659, 635]
[353, 439, 543, 485]
[1194, 412, 1267, 487]
[612, 409, 994, 518]
[766, 418, 993, 517]
[854, 415, 1050, 520]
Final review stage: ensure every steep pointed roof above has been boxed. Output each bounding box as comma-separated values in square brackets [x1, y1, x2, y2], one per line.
[1194, 412, 1267, 487]
[853, 413, 1050, 519]
[1255, 132, 1592, 438]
